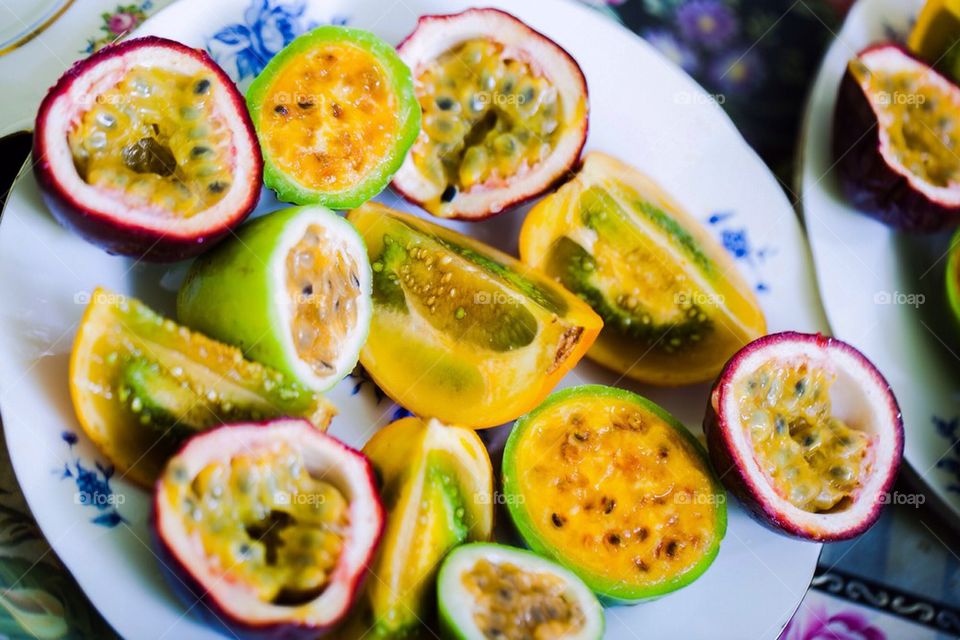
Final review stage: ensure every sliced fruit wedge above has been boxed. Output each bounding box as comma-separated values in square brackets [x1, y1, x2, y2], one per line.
[153, 420, 383, 639]
[392, 8, 589, 220]
[34, 36, 262, 261]
[70, 288, 334, 487]
[503, 385, 726, 603]
[521, 151, 766, 385]
[246, 26, 420, 208]
[178, 205, 372, 392]
[347, 202, 602, 428]
[437, 543, 604, 640]
[908, 0, 960, 78]
[362, 416, 493, 637]
[704, 332, 904, 541]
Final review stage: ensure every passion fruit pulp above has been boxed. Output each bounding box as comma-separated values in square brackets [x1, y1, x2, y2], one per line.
[70, 288, 334, 487]
[437, 543, 604, 640]
[361, 416, 493, 638]
[34, 37, 262, 261]
[152, 420, 383, 639]
[503, 385, 726, 603]
[347, 202, 602, 428]
[521, 152, 766, 385]
[704, 332, 904, 541]
[246, 26, 420, 208]
[833, 44, 960, 232]
[178, 205, 372, 392]
[392, 8, 589, 220]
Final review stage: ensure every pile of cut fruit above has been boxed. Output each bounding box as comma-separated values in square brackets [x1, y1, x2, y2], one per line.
[31, 7, 905, 639]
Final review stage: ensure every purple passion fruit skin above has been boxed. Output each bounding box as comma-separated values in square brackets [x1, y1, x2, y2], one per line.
[704, 332, 904, 542]
[833, 44, 960, 232]
[152, 420, 384, 640]
[33, 37, 262, 261]
[391, 8, 589, 221]
[503, 385, 727, 604]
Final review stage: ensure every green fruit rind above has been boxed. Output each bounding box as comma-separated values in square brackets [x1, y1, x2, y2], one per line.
[177, 205, 372, 392]
[246, 26, 421, 208]
[502, 384, 727, 604]
[437, 543, 604, 640]
[947, 229, 960, 331]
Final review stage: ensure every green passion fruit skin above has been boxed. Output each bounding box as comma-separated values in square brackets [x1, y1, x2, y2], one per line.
[177, 205, 372, 392]
[503, 385, 727, 604]
[948, 230, 960, 331]
[246, 26, 421, 208]
[437, 543, 604, 640]
[33, 37, 262, 261]
[152, 420, 384, 639]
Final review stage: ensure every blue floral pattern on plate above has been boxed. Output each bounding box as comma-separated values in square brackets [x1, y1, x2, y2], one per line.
[206, 0, 348, 81]
[934, 416, 960, 494]
[58, 433, 126, 528]
[706, 211, 774, 292]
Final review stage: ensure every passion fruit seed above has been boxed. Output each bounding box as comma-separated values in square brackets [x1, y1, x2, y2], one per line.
[260, 43, 398, 191]
[411, 38, 563, 197]
[67, 68, 234, 217]
[286, 224, 362, 376]
[463, 559, 586, 640]
[172, 444, 349, 605]
[738, 362, 871, 513]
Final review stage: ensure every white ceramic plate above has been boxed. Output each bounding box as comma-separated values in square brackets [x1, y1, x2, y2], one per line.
[0, 0, 825, 637]
[800, 0, 960, 527]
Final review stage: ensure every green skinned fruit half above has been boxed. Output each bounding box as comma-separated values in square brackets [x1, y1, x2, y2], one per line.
[503, 385, 726, 604]
[948, 229, 960, 331]
[520, 151, 767, 386]
[246, 26, 421, 208]
[177, 205, 372, 392]
[361, 417, 493, 638]
[437, 543, 604, 640]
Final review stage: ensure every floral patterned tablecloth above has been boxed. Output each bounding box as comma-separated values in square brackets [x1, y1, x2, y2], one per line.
[0, 0, 958, 638]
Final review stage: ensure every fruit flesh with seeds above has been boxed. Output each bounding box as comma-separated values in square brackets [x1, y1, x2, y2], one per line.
[246, 26, 420, 208]
[360, 416, 493, 638]
[392, 8, 589, 220]
[503, 385, 726, 603]
[33, 37, 262, 261]
[348, 202, 602, 428]
[70, 288, 334, 487]
[437, 543, 604, 640]
[520, 152, 766, 385]
[152, 420, 383, 638]
[178, 205, 372, 392]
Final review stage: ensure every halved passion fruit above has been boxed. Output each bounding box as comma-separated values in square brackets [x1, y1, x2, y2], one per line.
[246, 26, 420, 208]
[70, 288, 334, 487]
[178, 205, 372, 392]
[520, 152, 766, 386]
[361, 416, 493, 637]
[503, 385, 726, 603]
[392, 8, 589, 220]
[347, 202, 602, 428]
[152, 420, 383, 638]
[437, 543, 604, 640]
[34, 37, 262, 261]
[834, 44, 960, 232]
[704, 332, 904, 541]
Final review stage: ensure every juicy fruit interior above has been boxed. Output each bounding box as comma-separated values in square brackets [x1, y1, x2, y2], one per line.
[853, 60, 960, 187]
[411, 38, 565, 203]
[286, 223, 363, 376]
[513, 395, 721, 588]
[68, 67, 234, 216]
[462, 559, 585, 639]
[260, 42, 399, 191]
[736, 360, 873, 513]
[165, 443, 348, 604]
[72, 292, 328, 483]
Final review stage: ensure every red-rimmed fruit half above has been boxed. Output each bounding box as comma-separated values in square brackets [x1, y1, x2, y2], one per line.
[152, 420, 383, 639]
[704, 332, 904, 541]
[34, 37, 262, 261]
[833, 44, 960, 232]
[392, 8, 588, 220]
